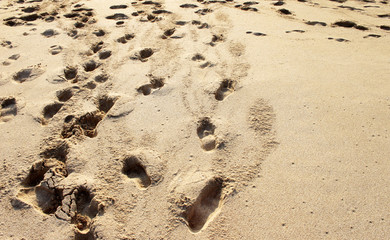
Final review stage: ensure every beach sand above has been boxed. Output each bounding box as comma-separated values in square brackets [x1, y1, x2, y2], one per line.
[0, 0, 389, 239]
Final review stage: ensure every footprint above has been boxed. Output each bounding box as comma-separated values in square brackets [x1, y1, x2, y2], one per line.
[328, 37, 350, 42]
[106, 13, 129, 20]
[0, 97, 17, 122]
[97, 95, 117, 113]
[363, 34, 381, 38]
[110, 5, 128, 9]
[131, 48, 154, 62]
[41, 29, 58, 37]
[162, 28, 175, 39]
[338, 5, 362, 11]
[42, 102, 63, 120]
[139, 48, 154, 60]
[15, 158, 68, 214]
[195, 8, 213, 15]
[74, 22, 85, 28]
[91, 41, 103, 53]
[49, 45, 63, 55]
[122, 156, 151, 189]
[180, 4, 198, 8]
[274, 1, 285, 6]
[13, 67, 44, 83]
[84, 81, 97, 90]
[209, 34, 224, 46]
[73, 187, 99, 227]
[175, 21, 188, 26]
[285, 30, 305, 33]
[20, 13, 40, 22]
[184, 177, 224, 233]
[98, 50, 111, 60]
[2, 54, 20, 66]
[306, 21, 327, 26]
[94, 73, 109, 83]
[152, 9, 172, 14]
[137, 76, 165, 95]
[197, 117, 217, 151]
[215, 79, 237, 101]
[61, 111, 105, 138]
[16, 185, 62, 214]
[64, 66, 78, 81]
[332, 20, 368, 31]
[142, 1, 162, 7]
[191, 53, 205, 61]
[200, 62, 214, 69]
[83, 60, 100, 72]
[379, 25, 390, 30]
[55, 185, 102, 239]
[246, 31, 266, 36]
[9, 54, 20, 60]
[116, 33, 134, 44]
[355, 25, 369, 31]
[56, 88, 74, 102]
[40, 140, 69, 162]
[278, 8, 292, 15]
[22, 160, 51, 187]
[235, 4, 258, 12]
[378, 14, 390, 18]
[22, 6, 39, 13]
[1, 40, 15, 48]
[92, 29, 105, 37]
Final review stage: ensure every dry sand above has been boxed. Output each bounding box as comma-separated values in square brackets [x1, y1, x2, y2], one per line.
[0, 0, 390, 239]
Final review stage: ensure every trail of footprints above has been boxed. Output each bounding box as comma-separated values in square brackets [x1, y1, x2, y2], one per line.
[7, 0, 386, 237]
[3, 0, 253, 236]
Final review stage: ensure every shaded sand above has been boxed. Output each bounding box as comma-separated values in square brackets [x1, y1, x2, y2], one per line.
[0, 0, 390, 239]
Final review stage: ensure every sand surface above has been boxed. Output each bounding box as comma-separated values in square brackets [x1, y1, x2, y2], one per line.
[0, 0, 390, 239]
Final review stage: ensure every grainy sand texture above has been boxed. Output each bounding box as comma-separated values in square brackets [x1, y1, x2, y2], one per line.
[0, 0, 390, 239]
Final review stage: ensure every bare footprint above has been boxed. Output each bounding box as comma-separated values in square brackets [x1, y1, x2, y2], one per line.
[122, 156, 151, 189]
[116, 33, 135, 43]
[137, 75, 165, 95]
[130, 48, 154, 62]
[41, 29, 58, 37]
[96, 95, 117, 113]
[83, 60, 100, 72]
[15, 157, 68, 214]
[184, 177, 224, 232]
[13, 67, 44, 83]
[197, 117, 217, 151]
[61, 111, 105, 138]
[42, 102, 63, 121]
[56, 88, 75, 102]
[64, 66, 78, 82]
[0, 97, 17, 122]
[215, 79, 237, 101]
[49, 45, 63, 55]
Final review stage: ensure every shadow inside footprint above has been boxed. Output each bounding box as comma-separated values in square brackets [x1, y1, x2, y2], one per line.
[122, 156, 151, 189]
[64, 66, 78, 80]
[57, 88, 74, 102]
[97, 95, 117, 113]
[22, 161, 50, 187]
[43, 102, 63, 119]
[13, 68, 44, 83]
